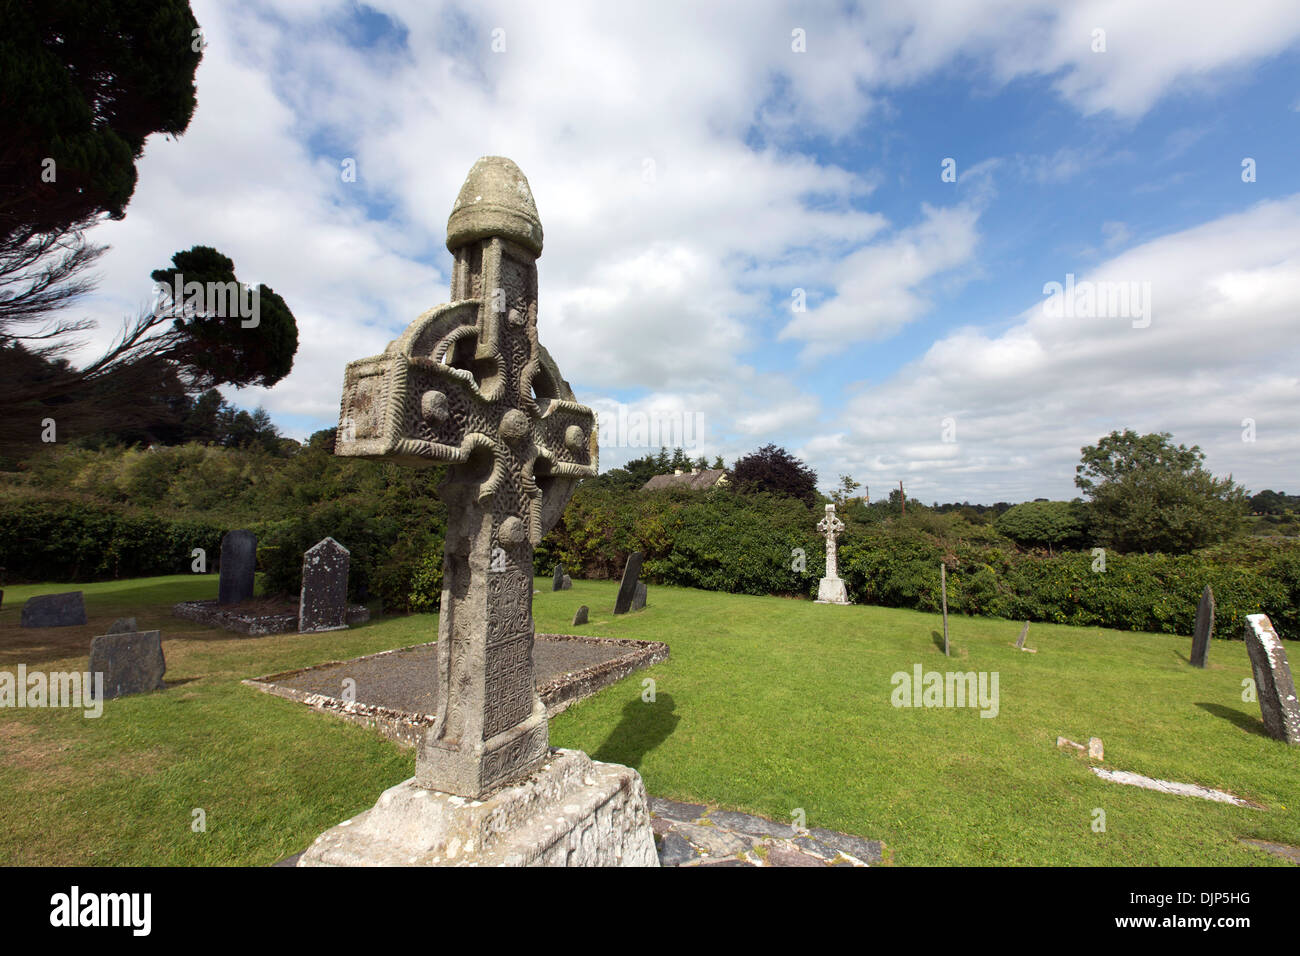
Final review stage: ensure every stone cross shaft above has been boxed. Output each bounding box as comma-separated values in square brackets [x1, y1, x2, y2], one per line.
[817, 504, 845, 580]
[335, 157, 597, 798]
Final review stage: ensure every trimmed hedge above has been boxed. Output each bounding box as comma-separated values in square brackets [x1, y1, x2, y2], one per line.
[0, 500, 224, 582]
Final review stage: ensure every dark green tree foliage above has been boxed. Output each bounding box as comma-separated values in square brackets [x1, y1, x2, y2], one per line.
[1249, 490, 1300, 515]
[1075, 429, 1247, 554]
[152, 246, 298, 388]
[0, 500, 223, 581]
[732, 444, 818, 506]
[994, 500, 1086, 551]
[0, 0, 202, 240]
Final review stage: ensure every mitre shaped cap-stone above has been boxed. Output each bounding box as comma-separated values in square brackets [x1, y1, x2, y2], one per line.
[446, 156, 544, 256]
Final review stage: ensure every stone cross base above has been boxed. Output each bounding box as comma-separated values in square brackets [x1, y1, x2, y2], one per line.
[815, 578, 850, 605]
[297, 749, 660, 867]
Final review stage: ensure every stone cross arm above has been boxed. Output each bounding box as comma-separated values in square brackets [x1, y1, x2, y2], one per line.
[338, 301, 598, 545]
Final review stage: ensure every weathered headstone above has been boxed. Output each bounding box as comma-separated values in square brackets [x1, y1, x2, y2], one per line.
[299, 537, 351, 633]
[107, 617, 137, 635]
[940, 564, 950, 656]
[632, 581, 647, 611]
[20, 591, 86, 628]
[88, 629, 166, 699]
[573, 605, 588, 626]
[614, 552, 644, 615]
[218, 530, 257, 605]
[560, 574, 572, 590]
[814, 504, 849, 605]
[300, 158, 658, 867]
[1016, 621, 1030, 649]
[1190, 585, 1215, 668]
[1243, 614, 1300, 744]
[552, 564, 565, 591]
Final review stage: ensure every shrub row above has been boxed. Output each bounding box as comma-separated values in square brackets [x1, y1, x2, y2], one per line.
[0, 500, 224, 582]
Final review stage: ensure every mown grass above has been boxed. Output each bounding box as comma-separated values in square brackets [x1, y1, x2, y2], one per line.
[0, 574, 1296, 865]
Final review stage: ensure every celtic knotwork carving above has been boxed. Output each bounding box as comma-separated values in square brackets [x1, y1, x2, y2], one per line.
[334, 157, 596, 798]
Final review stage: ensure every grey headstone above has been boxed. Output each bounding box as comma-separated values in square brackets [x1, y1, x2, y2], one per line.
[632, 580, 646, 611]
[89, 629, 166, 699]
[560, 574, 572, 590]
[299, 537, 350, 633]
[218, 530, 257, 605]
[20, 591, 87, 628]
[613, 552, 643, 615]
[1016, 621, 1029, 649]
[1243, 614, 1300, 744]
[1190, 585, 1215, 668]
[552, 564, 565, 591]
[107, 617, 137, 635]
[573, 605, 588, 626]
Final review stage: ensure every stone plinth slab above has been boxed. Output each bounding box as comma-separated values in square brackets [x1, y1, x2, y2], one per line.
[298, 749, 658, 867]
[815, 577, 849, 605]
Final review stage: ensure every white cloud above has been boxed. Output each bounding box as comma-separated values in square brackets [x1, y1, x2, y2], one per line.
[778, 203, 982, 358]
[48, 0, 1300, 503]
[807, 196, 1300, 501]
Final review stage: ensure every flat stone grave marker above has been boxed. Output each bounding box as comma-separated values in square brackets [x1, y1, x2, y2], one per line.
[552, 564, 565, 591]
[632, 581, 646, 611]
[20, 591, 86, 628]
[299, 537, 351, 633]
[614, 552, 644, 615]
[107, 617, 137, 634]
[218, 530, 257, 605]
[573, 606, 588, 626]
[89, 629, 166, 699]
[560, 574, 572, 590]
[1190, 585, 1215, 668]
[1243, 614, 1300, 744]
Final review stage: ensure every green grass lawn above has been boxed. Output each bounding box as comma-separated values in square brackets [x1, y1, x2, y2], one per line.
[0, 574, 1296, 865]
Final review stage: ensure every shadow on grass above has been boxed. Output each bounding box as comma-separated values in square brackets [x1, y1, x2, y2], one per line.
[930, 630, 950, 655]
[591, 693, 679, 770]
[1196, 702, 1269, 739]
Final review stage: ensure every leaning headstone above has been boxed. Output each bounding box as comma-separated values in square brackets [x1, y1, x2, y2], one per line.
[1016, 621, 1030, 649]
[1243, 614, 1300, 744]
[88, 629, 166, 699]
[107, 617, 137, 635]
[552, 564, 565, 592]
[20, 591, 87, 628]
[573, 606, 588, 626]
[1189, 585, 1215, 668]
[815, 504, 850, 605]
[218, 530, 257, 605]
[300, 157, 658, 867]
[560, 574, 572, 590]
[940, 564, 950, 657]
[632, 581, 647, 611]
[299, 537, 351, 633]
[613, 552, 644, 615]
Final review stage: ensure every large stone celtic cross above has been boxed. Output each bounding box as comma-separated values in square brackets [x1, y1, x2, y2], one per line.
[335, 157, 597, 798]
[817, 504, 845, 579]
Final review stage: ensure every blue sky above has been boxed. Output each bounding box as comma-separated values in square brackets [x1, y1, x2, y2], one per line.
[72, 1, 1300, 503]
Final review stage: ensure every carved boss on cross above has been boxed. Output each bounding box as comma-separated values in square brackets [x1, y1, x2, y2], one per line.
[335, 157, 597, 798]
